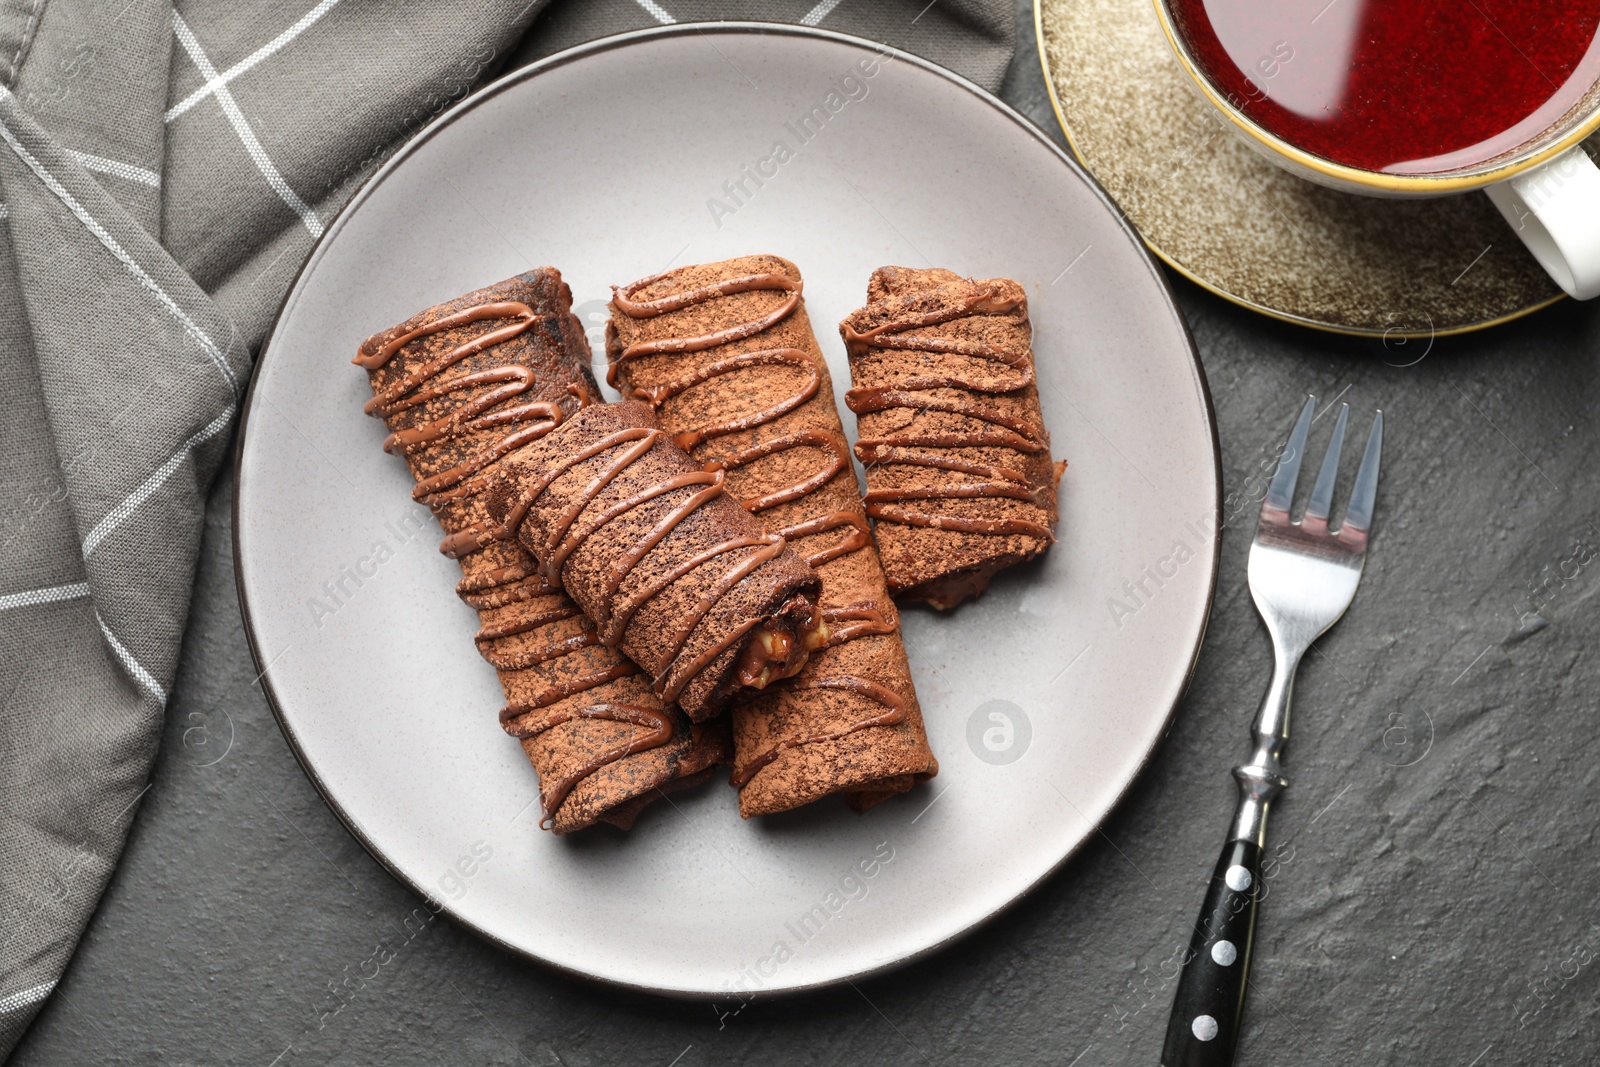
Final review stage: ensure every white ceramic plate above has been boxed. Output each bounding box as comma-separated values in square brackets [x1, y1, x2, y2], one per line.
[236, 23, 1219, 997]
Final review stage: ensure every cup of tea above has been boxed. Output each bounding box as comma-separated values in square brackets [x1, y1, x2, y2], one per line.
[1153, 0, 1600, 299]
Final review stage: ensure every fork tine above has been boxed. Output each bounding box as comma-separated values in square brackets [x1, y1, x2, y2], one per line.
[1305, 403, 1349, 523]
[1342, 410, 1384, 533]
[1265, 396, 1316, 514]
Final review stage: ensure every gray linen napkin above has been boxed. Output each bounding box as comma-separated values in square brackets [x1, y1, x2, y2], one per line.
[0, 0, 1013, 1056]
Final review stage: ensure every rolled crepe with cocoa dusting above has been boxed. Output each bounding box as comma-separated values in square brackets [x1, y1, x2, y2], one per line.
[607, 254, 938, 817]
[487, 401, 824, 722]
[355, 269, 727, 834]
[840, 267, 1062, 610]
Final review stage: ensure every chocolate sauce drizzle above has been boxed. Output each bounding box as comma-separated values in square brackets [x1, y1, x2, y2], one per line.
[611, 270, 907, 787]
[728, 675, 904, 787]
[497, 699, 674, 825]
[618, 345, 864, 566]
[842, 287, 1055, 539]
[356, 300, 673, 829]
[492, 424, 792, 704]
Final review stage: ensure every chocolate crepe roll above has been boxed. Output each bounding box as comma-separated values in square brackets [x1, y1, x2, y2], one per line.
[607, 254, 938, 817]
[355, 270, 727, 834]
[839, 267, 1062, 610]
[486, 401, 825, 721]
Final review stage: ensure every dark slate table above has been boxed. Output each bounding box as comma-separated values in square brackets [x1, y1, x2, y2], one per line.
[16, 6, 1600, 1064]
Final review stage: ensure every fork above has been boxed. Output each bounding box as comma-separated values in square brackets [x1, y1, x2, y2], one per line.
[1161, 395, 1383, 1067]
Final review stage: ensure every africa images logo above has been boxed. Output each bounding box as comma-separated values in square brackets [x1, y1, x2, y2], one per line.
[967, 699, 1032, 765]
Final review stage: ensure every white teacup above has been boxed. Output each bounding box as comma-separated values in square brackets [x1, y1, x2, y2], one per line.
[1153, 0, 1600, 300]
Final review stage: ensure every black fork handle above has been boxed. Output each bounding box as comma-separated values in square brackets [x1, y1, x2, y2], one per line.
[1160, 838, 1262, 1067]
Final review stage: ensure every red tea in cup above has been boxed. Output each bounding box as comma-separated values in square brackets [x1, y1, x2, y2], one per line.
[1167, 0, 1600, 175]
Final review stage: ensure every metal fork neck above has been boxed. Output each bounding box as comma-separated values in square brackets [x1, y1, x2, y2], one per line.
[1231, 645, 1301, 846]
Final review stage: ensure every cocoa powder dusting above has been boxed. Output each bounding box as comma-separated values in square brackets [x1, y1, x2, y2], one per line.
[840, 266, 1061, 610]
[356, 270, 727, 834]
[609, 254, 938, 817]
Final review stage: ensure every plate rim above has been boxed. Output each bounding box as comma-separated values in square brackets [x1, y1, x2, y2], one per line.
[1031, 0, 1568, 340]
[234, 19, 1223, 999]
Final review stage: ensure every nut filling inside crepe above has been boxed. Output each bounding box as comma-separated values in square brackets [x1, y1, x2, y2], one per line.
[486, 401, 825, 723]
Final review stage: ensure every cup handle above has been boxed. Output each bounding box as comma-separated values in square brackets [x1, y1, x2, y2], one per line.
[1485, 144, 1600, 300]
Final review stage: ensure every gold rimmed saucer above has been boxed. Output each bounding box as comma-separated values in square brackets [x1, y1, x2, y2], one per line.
[1035, 0, 1584, 337]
